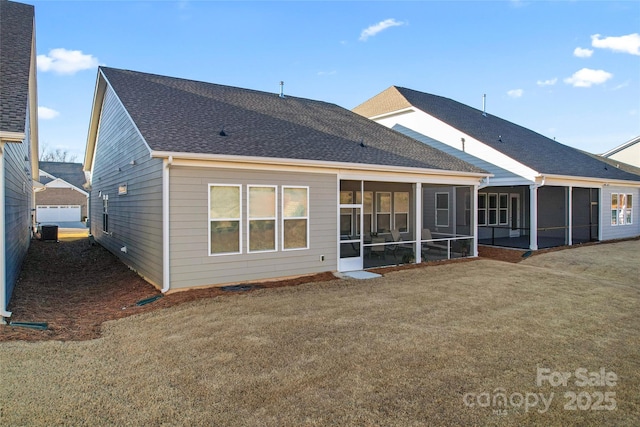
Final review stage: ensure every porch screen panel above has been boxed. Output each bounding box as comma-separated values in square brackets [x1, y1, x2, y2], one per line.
[394, 192, 409, 232]
[435, 192, 449, 227]
[376, 192, 391, 233]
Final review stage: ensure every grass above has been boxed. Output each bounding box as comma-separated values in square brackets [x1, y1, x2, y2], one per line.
[0, 240, 639, 426]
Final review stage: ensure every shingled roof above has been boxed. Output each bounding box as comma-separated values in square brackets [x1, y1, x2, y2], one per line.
[354, 86, 640, 182]
[0, 0, 34, 135]
[39, 162, 87, 190]
[97, 67, 486, 174]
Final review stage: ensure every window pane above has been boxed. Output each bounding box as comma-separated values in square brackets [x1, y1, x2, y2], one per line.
[211, 220, 240, 253]
[489, 210, 497, 225]
[478, 194, 486, 209]
[249, 187, 275, 218]
[478, 210, 487, 225]
[395, 213, 408, 232]
[394, 192, 409, 212]
[284, 219, 307, 249]
[488, 194, 497, 209]
[376, 193, 391, 213]
[284, 188, 307, 218]
[210, 186, 240, 218]
[364, 214, 372, 235]
[499, 210, 508, 224]
[436, 193, 449, 209]
[627, 194, 633, 208]
[340, 191, 353, 204]
[377, 214, 390, 233]
[249, 220, 275, 251]
[499, 194, 508, 208]
[611, 194, 618, 209]
[363, 191, 373, 214]
[611, 210, 617, 225]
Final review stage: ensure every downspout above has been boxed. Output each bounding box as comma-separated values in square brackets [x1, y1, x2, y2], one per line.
[0, 143, 12, 320]
[161, 156, 172, 293]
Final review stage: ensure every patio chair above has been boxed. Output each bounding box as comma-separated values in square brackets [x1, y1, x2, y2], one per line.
[386, 229, 405, 262]
[422, 228, 448, 255]
[370, 236, 386, 259]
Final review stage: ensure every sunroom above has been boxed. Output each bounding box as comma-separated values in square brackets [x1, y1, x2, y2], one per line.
[338, 179, 476, 271]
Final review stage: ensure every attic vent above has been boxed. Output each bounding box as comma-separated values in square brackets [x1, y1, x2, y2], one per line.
[279, 81, 285, 98]
[219, 126, 227, 137]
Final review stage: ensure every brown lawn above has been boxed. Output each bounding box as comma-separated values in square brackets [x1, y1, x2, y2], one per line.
[0, 237, 638, 426]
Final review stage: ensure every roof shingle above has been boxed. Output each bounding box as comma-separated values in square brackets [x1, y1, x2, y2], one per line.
[0, 0, 34, 134]
[99, 67, 486, 174]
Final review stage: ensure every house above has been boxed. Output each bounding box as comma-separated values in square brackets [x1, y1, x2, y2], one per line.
[0, 0, 39, 320]
[36, 162, 89, 223]
[353, 87, 640, 250]
[602, 136, 640, 168]
[84, 67, 489, 292]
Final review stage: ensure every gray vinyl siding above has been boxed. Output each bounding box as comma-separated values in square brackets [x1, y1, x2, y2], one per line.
[90, 85, 163, 288]
[3, 116, 33, 307]
[601, 186, 640, 241]
[423, 185, 454, 234]
[169, 166, 337, 289]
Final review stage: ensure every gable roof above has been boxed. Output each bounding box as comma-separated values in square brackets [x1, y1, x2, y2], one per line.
[39, 162, 87, 190]
[0, 0, 34, 135]
[602, 135, 640, 157]
[89, 67, 486, 175]
[354, 86, 640, 183]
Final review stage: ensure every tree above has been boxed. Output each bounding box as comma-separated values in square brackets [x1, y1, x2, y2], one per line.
[39, 145, 78, 162]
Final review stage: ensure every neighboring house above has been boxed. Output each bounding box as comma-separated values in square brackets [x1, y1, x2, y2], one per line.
[84, 67, 489, 292]
[602, 136, 640, 168]
[36, 162, 89, 223]
[0, 0, 39, 320]
[354, 87, 640, 250]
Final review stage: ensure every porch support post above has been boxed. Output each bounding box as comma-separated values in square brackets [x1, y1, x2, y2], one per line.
[414, 182, 422, 264]
[529, 184, 538, 251]
[473, 184, 479, 257]
[567, 186, 573, 246]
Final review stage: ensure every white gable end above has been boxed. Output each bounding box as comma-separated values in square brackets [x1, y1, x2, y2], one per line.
[372, 109, 541, 182]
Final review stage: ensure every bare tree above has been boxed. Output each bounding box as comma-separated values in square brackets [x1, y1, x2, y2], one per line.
[39, 144, 78, 162]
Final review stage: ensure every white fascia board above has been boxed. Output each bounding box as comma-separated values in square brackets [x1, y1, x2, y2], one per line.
[601, 135, 640, 157]
[151, 150, 490, 184]
[0, 131, 25, 142]
[39, 169, 55, 180]
[372, 108, 541, 182]
[44, 178, 90, 195]
[541, 173, 640, 188]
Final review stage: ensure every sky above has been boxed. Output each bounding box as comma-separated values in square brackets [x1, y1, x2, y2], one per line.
[28, 0, 640, 163]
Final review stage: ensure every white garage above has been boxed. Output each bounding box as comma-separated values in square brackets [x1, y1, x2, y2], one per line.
[36, 205, 82, 223]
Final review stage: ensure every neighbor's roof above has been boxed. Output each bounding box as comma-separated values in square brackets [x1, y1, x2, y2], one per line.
[602, 135, 640, 158]
[39, 162, 87, 190]
[0, 0, 34, 134]
[354, 86, 640, 182]
[95, 67, 486, 174]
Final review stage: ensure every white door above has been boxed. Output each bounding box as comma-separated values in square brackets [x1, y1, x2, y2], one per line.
[36, 205, 81, 222]
[338, 205, 363, 272]
[509, 195, 520, 237]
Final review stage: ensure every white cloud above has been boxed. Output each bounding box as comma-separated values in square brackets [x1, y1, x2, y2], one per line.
[564, 68, 613, 87]
[507, 89, 523, 98]
[591, 33, 640, 56]
[573, 47, 593, 58]
[38, 106, 60, 120]
[359, 19, 406, 41]
[37, 48, 100, 75]
[537, 78, 557, 87]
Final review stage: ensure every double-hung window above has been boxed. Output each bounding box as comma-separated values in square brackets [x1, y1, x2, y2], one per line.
[248, 186, 276, 252]
[499, 193, 509, 225]
[478, 193, 487, 226]
[102, 194, 109, 233]
[283, 186, 309, 250]
[357, 191, 373, 236]
[375, 192, 391, 233]
[435, 192, 449, 227]
[612, 193, 633, 226]
[209, 184, 241, 255]
[488, 193, 498, 226]
[394, 192, 409, 232]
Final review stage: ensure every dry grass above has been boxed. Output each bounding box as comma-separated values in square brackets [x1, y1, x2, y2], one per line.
[0, 241, 639, 426]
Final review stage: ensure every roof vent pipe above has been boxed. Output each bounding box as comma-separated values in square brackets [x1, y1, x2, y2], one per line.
[482, 94, 487, 117]
[279, 81, 285, 98]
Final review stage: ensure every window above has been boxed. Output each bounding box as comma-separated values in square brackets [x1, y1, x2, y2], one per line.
[394, 192, 409, 232]
[102, 194, 109, 233]
[478, 193, 487, 226]
[340, 191, 353, 236]
[283, 186, 309, 250]
[612, 193, 633, 226]
[118, 183, 128, 195]
[375, 192, 391, 233]
[248, 186, 276, 252]
[357, 191, 373, 236]
[499, 193, 509, 225]
[488, 193, 498, 226]
[209, 184, 241, 255]
[435, 192, 449, 227]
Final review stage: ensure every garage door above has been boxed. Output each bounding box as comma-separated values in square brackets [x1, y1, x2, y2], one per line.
[36, 205, 81, 223]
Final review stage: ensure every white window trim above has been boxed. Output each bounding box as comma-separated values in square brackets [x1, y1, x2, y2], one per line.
[478, 193, 487, 226]
[357, 190, 373, 236]
[247, 185, 277, 253]
[612, 193, 633, 226]
[488, 193, 498, 226]
[499, 193, 509, 226]
[375, 191, 392, 233]
[282, 185, 310, 251]
[208, 184, 242, 256]
[435, 192, 450, 228]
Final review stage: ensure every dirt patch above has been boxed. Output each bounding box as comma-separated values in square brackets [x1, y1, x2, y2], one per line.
[1, 238, 334, 342]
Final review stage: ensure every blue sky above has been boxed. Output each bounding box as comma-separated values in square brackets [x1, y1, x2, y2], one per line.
[30, 0, 640, 162]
